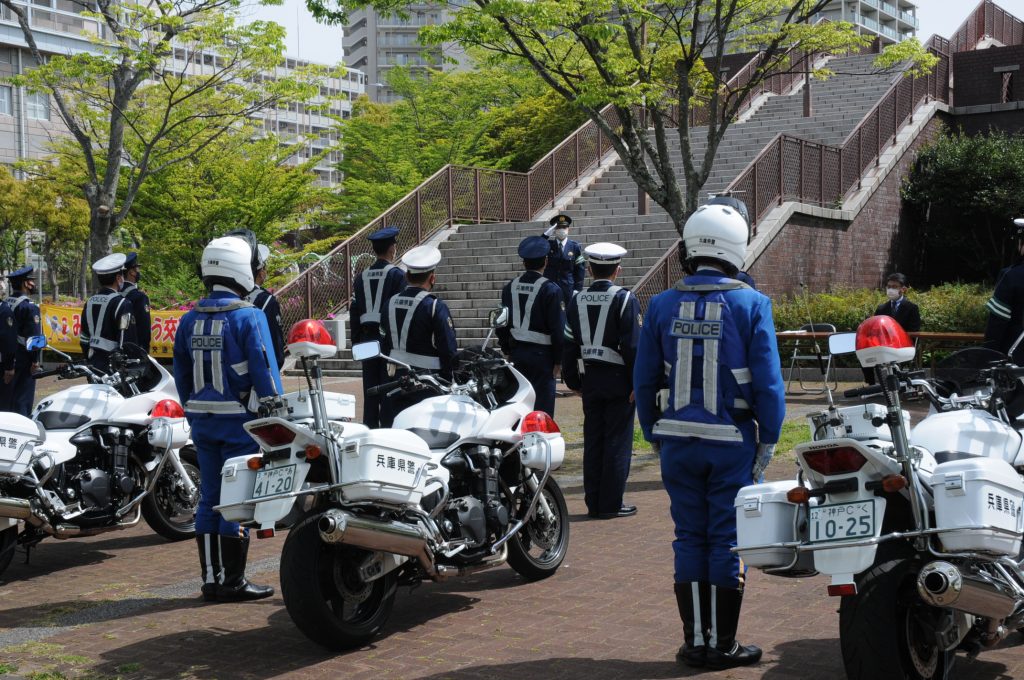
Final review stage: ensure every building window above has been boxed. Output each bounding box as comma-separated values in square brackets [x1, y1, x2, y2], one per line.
[1002, 72, 1014, 103]
[0, 86, 11, 116]
[26, 92, 49, 120]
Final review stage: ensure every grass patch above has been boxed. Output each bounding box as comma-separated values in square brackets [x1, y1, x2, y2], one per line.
[0, 663, 18, 674]
[26, 671, 68, 680]
[776, 419, 810, 458]
[632, 425, 652, 453]
[116, 663, 142, 673]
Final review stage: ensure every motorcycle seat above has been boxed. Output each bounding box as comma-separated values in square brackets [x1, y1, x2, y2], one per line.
[933, 450, 983, 464]
[407, 428, 460, 450]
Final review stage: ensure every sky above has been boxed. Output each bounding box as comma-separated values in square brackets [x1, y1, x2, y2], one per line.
[246, 0, 1024, 67]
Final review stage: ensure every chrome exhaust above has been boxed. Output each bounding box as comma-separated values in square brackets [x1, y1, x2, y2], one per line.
[917, 561, 1019, 620]
[0, 497, 33, 520]
[319, 508, 437, 577]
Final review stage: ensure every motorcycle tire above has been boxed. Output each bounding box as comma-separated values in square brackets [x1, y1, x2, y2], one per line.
[507, 475, 570, 581]
[0, 525, 17, 576]
[280, 513, 397, 651]
[839, 558, 954, 680]
[141, 446, 199, 542]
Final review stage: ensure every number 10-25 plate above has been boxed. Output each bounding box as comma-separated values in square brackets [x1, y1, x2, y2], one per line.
[252, 464, 296, 499]
[809, 500, 875, 543]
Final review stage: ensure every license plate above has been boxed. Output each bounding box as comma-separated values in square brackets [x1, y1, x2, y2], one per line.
[809, 500, 875, 543]
[252, 465, 296, 499]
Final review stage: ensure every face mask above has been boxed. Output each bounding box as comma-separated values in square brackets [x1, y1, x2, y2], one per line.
[886, 287, 900, 300]
[554, 228, 569, 240]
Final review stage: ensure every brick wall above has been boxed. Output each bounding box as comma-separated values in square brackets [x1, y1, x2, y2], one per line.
[952, 109, 1024, 135]
[953, 44, 1024, 107]
[748, 113, 948, 298]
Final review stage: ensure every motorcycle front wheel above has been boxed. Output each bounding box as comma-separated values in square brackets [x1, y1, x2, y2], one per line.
[141, 446, 199, 541]
[507, 475, 570, 581]
[839, 558, 953, 680]
[280, 513, 397, 651]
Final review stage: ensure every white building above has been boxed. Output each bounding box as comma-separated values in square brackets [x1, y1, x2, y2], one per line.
[817, 0, 918, 45]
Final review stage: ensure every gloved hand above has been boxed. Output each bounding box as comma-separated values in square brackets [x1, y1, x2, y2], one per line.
[752, 443, 776, 482]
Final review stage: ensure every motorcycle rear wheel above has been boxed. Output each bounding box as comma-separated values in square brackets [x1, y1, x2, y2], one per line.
[840, 558, 953, 680]
[141, 446, 199, 541]
[0, 525, 17, 577]
[280, 513, 397, 651]
[507, 475, 570, 581]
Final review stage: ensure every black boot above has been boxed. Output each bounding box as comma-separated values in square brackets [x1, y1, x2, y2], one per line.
[673, 582, 708, 667]
[215, 535, 274, 603]
[704, 585, 762, 669]
[196, 534, 222, 602]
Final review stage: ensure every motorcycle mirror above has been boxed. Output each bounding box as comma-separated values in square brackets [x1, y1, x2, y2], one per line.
[351, 341, 382, 362]
[489, 307, 510, 329]
[25, 335, 47, 351]
[828, 332, 857, 355]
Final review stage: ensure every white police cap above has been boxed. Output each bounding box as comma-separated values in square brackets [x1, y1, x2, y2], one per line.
[256, 244, 270, 269]
[584, 242, 627, 264]
[402, 245, 442, 274]
[92, 253, 127, 275]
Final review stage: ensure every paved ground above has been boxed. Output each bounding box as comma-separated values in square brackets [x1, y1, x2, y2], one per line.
[2, 378, 1022, 679]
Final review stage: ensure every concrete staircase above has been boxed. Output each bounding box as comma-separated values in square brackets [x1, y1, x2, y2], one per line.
[321, 53, 902, 375]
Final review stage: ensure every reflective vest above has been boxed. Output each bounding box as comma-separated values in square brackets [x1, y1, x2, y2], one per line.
[83, 291, 128, 352]
[387, 290, 440, 370]
[245, 287, 273, 312]
[358, 264, 397, 325]
[6, 296, 30, 345]
[185, 299, 256, 415]
[575, 284, 628, 366]
[509, 274, 553, 346]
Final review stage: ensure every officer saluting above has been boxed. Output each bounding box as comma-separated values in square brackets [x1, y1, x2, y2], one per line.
[80, 254, 137, 374]
[120, 252, 152, 354]
[4, 266, 41, 416]
[380, 245, 457, 426]
[634, 204, 785, 670]
[350, 227, 406, 428]
[245, 244, 285, 370]
[543, 214, 585, 306]
[498, 235, 565, 417]
[563, 242, 640, 519]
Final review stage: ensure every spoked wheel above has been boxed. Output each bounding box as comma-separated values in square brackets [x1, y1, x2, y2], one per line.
[280, 514, 397, 651]
[142, 446, 199, 541]
[0, 525, 17, 577]
[840, 559, 953, 680]
[506, 474, 570, 581]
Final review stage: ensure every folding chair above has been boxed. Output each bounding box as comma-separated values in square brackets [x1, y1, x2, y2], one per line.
[786, 323, 838, 394]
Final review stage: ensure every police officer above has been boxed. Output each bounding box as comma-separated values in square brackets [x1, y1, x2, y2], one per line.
[5, 266, 41, 416]
[245, 244, 285, 370]
[543, 214, 586, 306]
[634, 204, 785, 670]
[380, 245, 457, 426]
[173, 234, 282, 603]
[497, 236, 565, 417]
[986, 220, 1024, 360]
[0, 276, 15, 412]
[350, 227, 406, 428]
[80, 254, 137, 374]
[563, 242, 641, 519]
[120, 252, 152, 354]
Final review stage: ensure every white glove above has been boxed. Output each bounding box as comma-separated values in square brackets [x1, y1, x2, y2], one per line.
[752, 443, 775, 482]
[543, 225, 556, 238]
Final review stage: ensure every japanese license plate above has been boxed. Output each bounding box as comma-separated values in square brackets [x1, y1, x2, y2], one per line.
[809, 500, 875, 543]
[252, 464, 296, 499]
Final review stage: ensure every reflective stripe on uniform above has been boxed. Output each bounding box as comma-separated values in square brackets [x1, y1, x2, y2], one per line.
[691, 582, 706, 647]
[360, 264, 396, 325]
[231, 360, 249, 376]
[191, 320, 205, 394]
[210, 320, 225, 395]
[577, 284, 625, 365]
[673, 301, 696, 411]
[731, 367, 752, 384]
[390, 349, 441, 370]
[703, 301, 723, 416]
[185, 399, 247, 414]
[85, 292, 120, 352]
[653, 418, 743, 442]
[388, 289, 441, 369]
[988, 297, 1012, 320]
[245, 287, 273, 312]
[510, 274, 553, 345]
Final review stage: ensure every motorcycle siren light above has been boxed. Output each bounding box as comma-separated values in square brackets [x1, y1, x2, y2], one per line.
[286, 319, 337, 359]
[249, 422, 297, 447]
[151, 399, 185, 419]
[854, 315, 915, 367]
[801, 446, 868, 476]
[521, 410, 560, 434]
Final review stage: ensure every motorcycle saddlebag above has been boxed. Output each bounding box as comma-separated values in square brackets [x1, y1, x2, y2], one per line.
[931, 457, 1024, 556]
[0, 413, 44, 478]
[735, 480, 808, 568]
[219, 455, 259, 523]
[340, 429, 433, 506]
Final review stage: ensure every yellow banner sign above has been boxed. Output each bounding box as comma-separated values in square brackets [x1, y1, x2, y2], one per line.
[40, 304, 188, 358]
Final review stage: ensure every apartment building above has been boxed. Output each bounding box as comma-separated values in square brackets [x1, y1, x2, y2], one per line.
[817, 0, 919, 45]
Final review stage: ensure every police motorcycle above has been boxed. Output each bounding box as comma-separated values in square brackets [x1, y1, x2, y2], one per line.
[0, 336, 198, 577]
[215, 309, 570, 650]
[734, 315, 1024, 680]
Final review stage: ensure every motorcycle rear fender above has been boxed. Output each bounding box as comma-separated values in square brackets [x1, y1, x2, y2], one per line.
[810, 496, 887, 576]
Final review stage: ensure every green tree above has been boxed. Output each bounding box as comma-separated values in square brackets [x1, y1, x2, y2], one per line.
[307, 0, 936, 236]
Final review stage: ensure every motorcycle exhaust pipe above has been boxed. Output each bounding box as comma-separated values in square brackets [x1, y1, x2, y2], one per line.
[917, 561, 1018, 620]
[0, 497, 33, 521]
[319, 508, 436, 577]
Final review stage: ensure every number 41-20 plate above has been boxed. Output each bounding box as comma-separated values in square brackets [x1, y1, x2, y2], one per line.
[809, 500, 875, 543]
[253, 464, 296, 499]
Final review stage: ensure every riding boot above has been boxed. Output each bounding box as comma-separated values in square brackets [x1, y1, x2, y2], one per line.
[705, 585, 763, 669]
[215, 534, 274, 602]
[673, 582, 708, 667]
[196, 534, 222, 602]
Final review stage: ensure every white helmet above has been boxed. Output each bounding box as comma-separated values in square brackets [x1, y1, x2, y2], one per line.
[682, 204, 750, 271]
[201, 236, 254, 293]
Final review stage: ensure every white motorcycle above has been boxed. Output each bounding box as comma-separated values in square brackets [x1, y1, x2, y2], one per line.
[0, 337, 199, 577]
[216, 311, 570, 650]
[735, 317, 1024, 679]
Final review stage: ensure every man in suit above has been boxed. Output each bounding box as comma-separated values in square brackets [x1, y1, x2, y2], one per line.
[864, 272, 921, 384]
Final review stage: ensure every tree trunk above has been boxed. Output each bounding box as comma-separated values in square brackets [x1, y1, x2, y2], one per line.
[88, 209, 114, 290]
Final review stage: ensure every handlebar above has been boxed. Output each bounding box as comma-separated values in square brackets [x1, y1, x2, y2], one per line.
[31, 367, 63, 380]
[843, 384, 885, 398]
[367, 378, 405, 396]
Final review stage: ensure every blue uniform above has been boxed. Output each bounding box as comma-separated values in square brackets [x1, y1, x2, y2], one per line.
[498, 271, 565, 417]
[563, 280, 641, 516]
[634, 271, 785, 587]
[173, 291, 283, 537]
[0, 300, 16, 411]
[986, 263, 1024, 362]
[245, 286, 285, 370]
[380, 285, 458, 426]
[79, 287, 137, 374]
[6, 293, 40, 417]
[350, 260, 406, 428]
[544, 237, 586, 305]
[121, 281, 152, 354]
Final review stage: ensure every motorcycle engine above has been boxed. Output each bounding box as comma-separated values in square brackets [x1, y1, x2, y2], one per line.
[74, 469, 112, 510]
[448, 496, 487, 548]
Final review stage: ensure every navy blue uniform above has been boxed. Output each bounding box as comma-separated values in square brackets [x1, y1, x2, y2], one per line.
[563, 280, 641, 516]
[6, 294, 40, 416]
[350, 260, 406, 428]
[498, 271, 565, 417]
[79, 287, 137, 374]
[120, 281, 152, 354]
[0, 300, 17, 412]
[380, 285, 458, 425]
[986, 265, 1024, 361]
[544, 237, 586, 305]
[246, 287, 285, 370]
